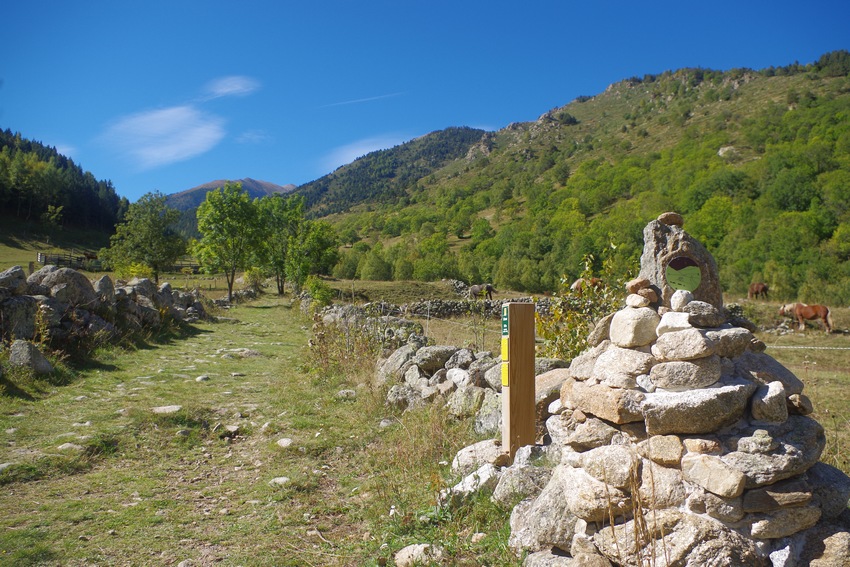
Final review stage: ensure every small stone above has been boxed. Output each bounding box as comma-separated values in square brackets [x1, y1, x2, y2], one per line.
[268, 476, 291, 488]
[787, 393, 813, 415]
[657, 211, 684, 226]
[670, 290, 693, 312]
[57, 443, 84, 452]
[683, 437, 723, 455]
[625, 293, 650, 308]
[684, 300, 726, 327]
[276, 438, 294, 448]
[218, 425, 239, 438]
[609, 307, 661, 348]
[637, 287, 659, 303]
[336, 389, 356, 400]
[471, 532, 486, 544]
[656, 311, 693, 335]
[625, 277, 650, 294]
[751, 381, 788, 423]
[394, 544, 445, 567]
[151, 405, 182, 414]
[681, 453, 746, 498]
[637, 435, 684, 467]
[195, 375, 210, 382]
[176, 429, 191, 437]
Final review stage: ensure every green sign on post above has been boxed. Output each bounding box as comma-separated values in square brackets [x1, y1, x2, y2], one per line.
[501, 303, 535, 460]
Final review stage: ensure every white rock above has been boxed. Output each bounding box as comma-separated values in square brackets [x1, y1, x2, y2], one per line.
[682, 453, 746, 498]
[656, 311, 693, 335]
[394, 544, 445, 567]
[609, 307, 661, 348]
[670, 289, 694, 312]
[440, 463, 501, 506]
[151, 405, 182, 414]
[625, 293, 650, 308]
[751, 381, 788, 423]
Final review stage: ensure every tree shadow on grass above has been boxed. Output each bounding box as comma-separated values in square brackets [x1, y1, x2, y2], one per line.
[0, 374, 36, 400]
[244, 303, 293, 310]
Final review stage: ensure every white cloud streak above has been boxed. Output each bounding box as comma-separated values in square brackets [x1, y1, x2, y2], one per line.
[236, 129, 271, 144]
[322, 135, 407, 172]
[203, 75, 260, 100]
[320, 92, 404, 108]
[101, 105, 225, 170]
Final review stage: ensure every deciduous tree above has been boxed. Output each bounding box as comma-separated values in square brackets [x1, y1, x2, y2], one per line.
[100, 191, 185, 284]
[194, 183, 260, 302]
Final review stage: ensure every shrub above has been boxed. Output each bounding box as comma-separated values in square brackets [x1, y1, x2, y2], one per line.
[306, 276, 334, 310]
[536, 254, 629, 361]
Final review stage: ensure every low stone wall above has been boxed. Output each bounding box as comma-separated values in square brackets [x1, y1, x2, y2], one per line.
[0, 264, 207, 352]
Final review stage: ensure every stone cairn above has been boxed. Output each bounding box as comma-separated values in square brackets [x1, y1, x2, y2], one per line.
[444, 213, 850, 566]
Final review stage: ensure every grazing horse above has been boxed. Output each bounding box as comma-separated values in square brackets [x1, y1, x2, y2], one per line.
[779, 302, 834, 333]
[570, 277, 602, 296]
[748, 282, 769, 300]
[468, 283, 496, 300]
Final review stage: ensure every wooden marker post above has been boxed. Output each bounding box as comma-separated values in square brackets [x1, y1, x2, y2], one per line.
[501, 302, 536, 460]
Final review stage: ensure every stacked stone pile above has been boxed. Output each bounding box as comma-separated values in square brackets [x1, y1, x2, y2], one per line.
[443, 214, 850, 566]
[376, 339, 568, 436]
[0, 264, 207, 350]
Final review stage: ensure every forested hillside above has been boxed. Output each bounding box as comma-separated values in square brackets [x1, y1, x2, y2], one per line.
[315, 51, 850, 304]
[298, 126, 486, 216]
[0, 130, 128, 231]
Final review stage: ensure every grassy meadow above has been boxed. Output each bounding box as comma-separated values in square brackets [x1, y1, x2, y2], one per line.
[0, 270, 848, 565]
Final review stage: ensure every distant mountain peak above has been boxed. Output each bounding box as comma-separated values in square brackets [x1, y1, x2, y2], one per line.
[166, 178, 295, 211]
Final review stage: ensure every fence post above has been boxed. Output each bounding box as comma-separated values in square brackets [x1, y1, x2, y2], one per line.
[501, 302, 536, 460]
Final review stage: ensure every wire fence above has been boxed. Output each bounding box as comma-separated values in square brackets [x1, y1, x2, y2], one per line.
[767, 345, 850, 351]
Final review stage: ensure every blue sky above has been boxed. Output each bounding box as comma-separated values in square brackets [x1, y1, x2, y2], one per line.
[3, 1, 848, 203]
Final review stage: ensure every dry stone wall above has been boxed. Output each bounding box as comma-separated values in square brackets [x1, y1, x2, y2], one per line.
[1, 265, 207, 360]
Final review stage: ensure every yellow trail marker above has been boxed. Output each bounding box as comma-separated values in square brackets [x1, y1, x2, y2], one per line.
[500, 302, 535, 460]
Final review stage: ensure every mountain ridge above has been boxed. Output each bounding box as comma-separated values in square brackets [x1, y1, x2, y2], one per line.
[165, 177, 296, 212]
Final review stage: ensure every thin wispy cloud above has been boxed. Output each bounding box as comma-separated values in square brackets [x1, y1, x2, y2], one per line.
[236, 129, 271, 144]
[99, 76, 260, 170]
[202, 75, 261, 100]
[322, 135, 407, 172]
[101, 105, 225, 170]
[320, 92, 404, 108]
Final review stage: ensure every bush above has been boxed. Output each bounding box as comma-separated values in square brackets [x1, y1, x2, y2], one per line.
[243, 267, 265, 292]
[536, 254, 629, 361]
[306, 276, 334, 310]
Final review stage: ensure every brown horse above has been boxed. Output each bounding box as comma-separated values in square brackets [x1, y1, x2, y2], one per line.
[779, 303, 834, 333]
[748, 282, 768, 300]
[468, 283, 496, 300]
[570, 277, 602, 296]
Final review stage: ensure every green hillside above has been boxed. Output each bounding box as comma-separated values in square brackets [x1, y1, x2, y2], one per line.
[306, 51, 850, 304]
[297, 126, 487, 216]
